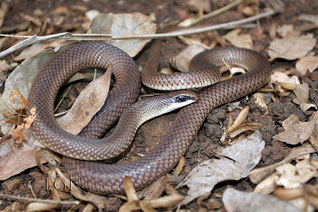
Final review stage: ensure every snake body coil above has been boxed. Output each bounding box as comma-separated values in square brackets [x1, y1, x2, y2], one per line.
[28, 42, 271, 194]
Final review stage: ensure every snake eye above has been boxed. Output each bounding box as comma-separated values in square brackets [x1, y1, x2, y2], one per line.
[174, 95, 191, 103]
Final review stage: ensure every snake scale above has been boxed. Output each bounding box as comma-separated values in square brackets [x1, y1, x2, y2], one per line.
[28, 41, 271, 194]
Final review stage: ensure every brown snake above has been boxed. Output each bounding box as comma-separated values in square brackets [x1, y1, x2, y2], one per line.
[28, 41, 271, 194]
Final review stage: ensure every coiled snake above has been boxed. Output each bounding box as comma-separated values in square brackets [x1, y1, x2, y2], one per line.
[28, 41, 271, 194]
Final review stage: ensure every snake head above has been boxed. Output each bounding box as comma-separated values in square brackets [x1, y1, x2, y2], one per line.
[170, 90, 198, 104]
[133, 90, 198, 125]
[163, 90, 198, 112]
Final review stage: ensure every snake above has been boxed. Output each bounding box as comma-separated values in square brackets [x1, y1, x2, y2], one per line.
[28, 41, 271, 194]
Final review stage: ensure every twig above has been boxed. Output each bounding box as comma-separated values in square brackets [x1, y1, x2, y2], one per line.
[0, 32, 68, 58]
[178, 0, 242, 27]
[0, 193, 80, 205]
[112, 9, 275, 39]
[0, 9, 275, 58]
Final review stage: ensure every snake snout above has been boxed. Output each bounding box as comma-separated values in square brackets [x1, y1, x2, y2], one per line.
[168, 90, 198, 111]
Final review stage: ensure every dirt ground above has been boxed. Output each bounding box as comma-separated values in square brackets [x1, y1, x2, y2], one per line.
[1, 0, 318, 211]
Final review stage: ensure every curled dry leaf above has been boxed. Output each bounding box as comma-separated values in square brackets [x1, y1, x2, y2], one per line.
[254, 173, 279, 194]
[57, 70, 111, 135]
[273, 187, 304, 201]
[89, 12, 157, 57]
[270, 70, 300, 89]
[273, 112, 318, 145]
[177, 131, 264, 205]
[223, 28, 253, 49]
[228, 123, 263, 139]
[223, 188, 301, 212]
[268, 34, 316, 61]
[253, 93, 268, 110]
[295, 56, 318, 76]
[141, 188, 184, 209]
[227, 106, 249, 132]
[120, 177, 184, 211]
[12, 106, 36, 144]
[173, 156, 186, 176]
[123, 176, 139, 202]
[228, 67, 246, 77]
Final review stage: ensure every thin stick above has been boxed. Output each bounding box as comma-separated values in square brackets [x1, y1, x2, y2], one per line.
[0, 193, 80, 205]
[0, 9, 275, 58]
[0, 32, 68, 58]
[111, 10, 275, 39]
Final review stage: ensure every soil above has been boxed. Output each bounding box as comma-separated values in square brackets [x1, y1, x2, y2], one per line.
[1, 0, 318, 211]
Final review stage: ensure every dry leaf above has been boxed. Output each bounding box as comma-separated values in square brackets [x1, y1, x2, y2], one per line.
[26, 202, 58, 211]
[250, 143, 316, 185]
[292, 83, 316, 111]
[223, 188, 301, 212]
[0, 49, 56, 135]
[254, 173, 279, 194]
[253, 93, 268, 110]
[13, 41, 64, 61]
[275, 159, 318, 189]
[277, 24, 294, 37]
[223, 28, 253, 49]
[123, 176, 139, 202]
[295, 56, 318, 76]
[12, 106, 36, 144]
[173, 156, 185, 176]
[55, 168, 106, 210]
[298, 14, 318, 25]
[85, 9, 99, 21]
[268, 34, 316, 61]
[120, 177, 184, 211]
[273, 187, 304, 201]
[293, 83, 309, 105]
[270, 70, 300, 85]
[229, 67, 246, 77]
[0, 60, 10, 74]
[172, 44, 206, 72]
[187, 0, 211, 13]
[142, 188, 184, 209]
[89, 12, 157, 57]
[0, 134, 47, 180]
[228, 123, 263, 138]
[177, 131, 264, 204]
[227, 106, 249, 132]
[142, 177, 167, 200]
[270, 70, 300, 93]
[57, 70, 111, 135]
[273, 112, 318, 145]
